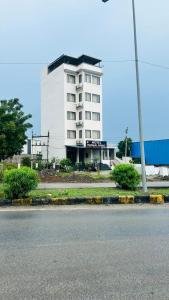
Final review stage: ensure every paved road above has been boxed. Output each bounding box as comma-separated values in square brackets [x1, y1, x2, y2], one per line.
[38, 181, 169, 189]
[0, 206, 169, 299]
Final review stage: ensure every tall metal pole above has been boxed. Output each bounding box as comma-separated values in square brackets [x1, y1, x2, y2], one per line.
[125, 127, 128, 159]
[132, 0, 147, 192]
[47, 131, 49, 169]
[102, 0, 147, 191]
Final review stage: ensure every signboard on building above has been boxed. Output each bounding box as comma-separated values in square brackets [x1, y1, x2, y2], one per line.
[86, 140, 107, 148]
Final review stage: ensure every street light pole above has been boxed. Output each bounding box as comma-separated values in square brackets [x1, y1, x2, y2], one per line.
[102, 0, 147, 192]
[125, 127, 128, 159]
[131, 0, 147, 192]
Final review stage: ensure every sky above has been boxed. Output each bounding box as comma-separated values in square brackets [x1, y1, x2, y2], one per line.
[1, 0, 169, 144]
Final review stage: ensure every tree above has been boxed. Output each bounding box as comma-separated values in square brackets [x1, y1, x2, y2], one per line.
[116, 138, 132, 159]
[0, 98, 32, 161]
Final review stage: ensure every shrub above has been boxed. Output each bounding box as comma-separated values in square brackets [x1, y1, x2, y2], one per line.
[60, 158, 72, 171]
[21, 156, 31, 167]
[111, 164, 141, 190]
[0, 170, 4, 182]
[4, 167, 39, 199]
[1, 162, 17, 170]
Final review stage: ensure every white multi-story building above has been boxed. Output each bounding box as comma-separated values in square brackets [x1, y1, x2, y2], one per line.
[41, 54, 115, 166]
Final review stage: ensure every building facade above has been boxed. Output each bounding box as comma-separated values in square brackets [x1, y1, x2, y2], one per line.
[41, 54, 115, 165]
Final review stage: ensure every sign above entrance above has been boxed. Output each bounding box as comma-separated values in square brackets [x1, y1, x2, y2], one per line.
[86, 140, 107, 148]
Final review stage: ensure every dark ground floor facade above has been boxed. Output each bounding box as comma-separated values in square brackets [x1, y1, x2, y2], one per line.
[66, 146, 115, 168]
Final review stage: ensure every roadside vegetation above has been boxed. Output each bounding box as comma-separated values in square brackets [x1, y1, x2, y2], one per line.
[1, 184, 169, 199]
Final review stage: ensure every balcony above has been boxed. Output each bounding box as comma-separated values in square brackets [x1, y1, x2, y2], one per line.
[76, 84, 83, 91]
[76, 121, 83, 127]
[76, 102, 83, 109]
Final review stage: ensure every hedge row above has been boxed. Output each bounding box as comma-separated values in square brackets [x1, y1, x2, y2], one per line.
[0, 195, 168, 206]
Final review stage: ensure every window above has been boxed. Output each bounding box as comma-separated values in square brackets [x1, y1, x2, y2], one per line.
[85, 111, 91, 120]
[79, 93, 83, 102]
[92, 94, 100, 103]
[92, 130, 100, 139]
[92, 112, 100, 121]
[79, 74, 82, 83]
[67, 74, 76, 84]
[92, 75, 100, 85]
[79, 111, 82, 120]
[85, 93, 91, 102]
[67, 93, 76, 102]
[79, 130, 82, 139]
[67, 111, 76, 120]
[85, 130, 91, 138]
[85, 73, 91, 83]
[67, 130, 76, 139]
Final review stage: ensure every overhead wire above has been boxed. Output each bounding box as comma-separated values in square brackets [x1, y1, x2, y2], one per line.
[1, 59, 169, 70]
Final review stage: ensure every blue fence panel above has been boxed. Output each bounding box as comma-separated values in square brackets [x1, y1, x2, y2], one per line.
[132, 139, 169, 165]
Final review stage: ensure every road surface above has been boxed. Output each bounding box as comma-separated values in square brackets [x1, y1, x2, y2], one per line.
[38, 181, 169, 189]
[0, 206, 169, 299]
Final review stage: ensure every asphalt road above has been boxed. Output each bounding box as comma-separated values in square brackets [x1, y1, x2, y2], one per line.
[38, 181, 169, 189]
[0, 206, 169, 299]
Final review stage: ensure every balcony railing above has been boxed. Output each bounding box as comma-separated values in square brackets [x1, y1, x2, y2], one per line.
[76, 84, 83, 91]
[76, 121, 83, 127]
[76, 102, 83, 109]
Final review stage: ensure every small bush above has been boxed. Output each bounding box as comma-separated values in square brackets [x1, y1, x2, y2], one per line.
[0, 162, 17, 170]
[60, 158, 72, 171]
[0, 170, 4, 182]
[4, 167, 39, 199]
[21, 156, 31, 167]
[111, 164, 141, 190]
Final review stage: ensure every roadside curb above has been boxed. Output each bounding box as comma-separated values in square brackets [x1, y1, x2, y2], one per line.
[0, 194, 168, 206]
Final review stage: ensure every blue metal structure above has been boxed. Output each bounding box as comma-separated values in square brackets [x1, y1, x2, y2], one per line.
[132, 139, 169, 166]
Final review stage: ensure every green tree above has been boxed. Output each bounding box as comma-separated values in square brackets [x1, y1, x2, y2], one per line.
[0, 99, 32, 161]
[116, 138, 132, 159]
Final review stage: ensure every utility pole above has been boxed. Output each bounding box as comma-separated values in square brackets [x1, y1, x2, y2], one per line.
[32, 132, 50, 168]
[102, 0, 147, 192]
[125, 127, 128, 159]
[46, 131, 50, 168]
[131, 0, 147, 192]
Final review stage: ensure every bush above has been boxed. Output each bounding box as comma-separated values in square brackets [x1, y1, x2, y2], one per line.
[21, 156, 31, 167]
[0, 162, 17, 170]
[4, 167, 39, 199]
[0, 170, 4, 182]
[60, 158, 72, 171]
[111, 164, 141, 190]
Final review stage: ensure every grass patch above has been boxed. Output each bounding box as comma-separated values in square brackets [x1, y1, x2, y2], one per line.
[1, 183, 169, 199]
[29, 187, 169, 198]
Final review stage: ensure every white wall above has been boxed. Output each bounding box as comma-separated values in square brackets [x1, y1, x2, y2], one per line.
[41, 65, 66, 160]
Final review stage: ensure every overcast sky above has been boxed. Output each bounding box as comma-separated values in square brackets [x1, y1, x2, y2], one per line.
[1, 0, 169, 143]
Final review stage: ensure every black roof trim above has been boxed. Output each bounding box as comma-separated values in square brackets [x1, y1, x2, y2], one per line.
[48, 54, 101, 74]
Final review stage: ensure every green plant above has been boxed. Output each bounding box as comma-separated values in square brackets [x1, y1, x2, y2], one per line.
[4, 167, 39, 199]
[21, 156, 31, 167]
[0, 170, 4, 182]
[1, 162, 17, 170]
[111, 164, 141, 190]
[60, 158, 72, 171]
[0, 98, 32, 160]
[116, 138, 132, 159]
